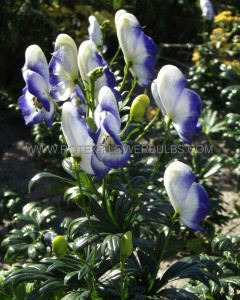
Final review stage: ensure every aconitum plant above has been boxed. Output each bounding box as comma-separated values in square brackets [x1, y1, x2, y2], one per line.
[4, 9, 218, 300]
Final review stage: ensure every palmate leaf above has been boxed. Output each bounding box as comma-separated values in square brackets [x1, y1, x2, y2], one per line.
[156, 257, 221, 291]
[101, 234, 121, 264]
[27, 278, 67, 300]
[4, 264, 48, 288]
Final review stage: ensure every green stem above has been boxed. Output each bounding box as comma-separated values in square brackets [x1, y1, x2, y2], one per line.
[120, 256, 125, 300]
[119, 77, 137, 111]
[125, 127, 141, 142]
[144, 118, 171, 188]
[110, 46, 121, 67]
[120, 116, 133, 137]
[135, 108, 161, 142]
[119, 61, 132, 92]
[102, 177, 116, 224]
[149, 212, 178, 292]
[90, 80, 95, 118]
[206, 134, 220, 155]
[73, 159, 93, 229]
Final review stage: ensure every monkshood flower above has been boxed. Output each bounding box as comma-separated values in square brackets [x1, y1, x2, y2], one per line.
[200, 0, 214, 21]
[92, 86, 130, 178]
[88, 15, 106, 52]
[164, 161, 210, 232]
[151, 65, 202, 144]
[61, 101, 94, 175]
[18, 45, 55, 126]
[115, 9, 157, 87]
[78, 40, 115, 99]
[49, 34, 79, 101]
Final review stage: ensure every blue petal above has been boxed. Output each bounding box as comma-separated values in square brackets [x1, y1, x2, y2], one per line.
[102, 143, 130, 169]
[26, 72, 50, 111]
[172, 89, 202, 144]
[180, 182, 210, 232]
[70, 85, 86, 116]
[43, 98, 56, 126]
[18, 88, 44, 126]
[102, 114, 121, 145]
[91, 152, 111, 179]
[97, 86, 120, 124]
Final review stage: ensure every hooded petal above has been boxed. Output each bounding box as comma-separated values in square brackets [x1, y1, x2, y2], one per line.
[22, 45, 49, 82]
[97, 86, 120, 125]
[26, 71, 50, 111]
[164, 161, 196, 211]
[49, 34, 78, 101]
[78, 40, 115, 99]
[42, 98, 56, 126]
[115, 10, 157, 86]
[156, 65, 187, 118]
[180, 182, 210, 232]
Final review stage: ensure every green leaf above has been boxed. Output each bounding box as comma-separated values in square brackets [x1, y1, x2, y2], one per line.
[62, 158, 77, 179]
[101, 234, 121, 264]
[28, 172, 77, 193]
[157, 257, 220, 291]
[74, 232, 108, 252]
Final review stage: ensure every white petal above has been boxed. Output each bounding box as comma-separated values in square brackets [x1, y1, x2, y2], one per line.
[157, 65, 187, 119]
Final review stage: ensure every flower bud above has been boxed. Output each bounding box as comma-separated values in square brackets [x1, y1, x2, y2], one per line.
[121, 231, 133, 257]
[52, 235, 68, 258]
[130, 95, 150, 122]
[87, 66, 106, 82]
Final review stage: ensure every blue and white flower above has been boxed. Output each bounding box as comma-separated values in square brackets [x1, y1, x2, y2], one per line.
[78, 40, 115, 100]
[92, 86, 130, 178]
[164, 161, 210, 232]
[200, 0, 214, 21]
[115, 9, 157, 87]
[61, 101, 94, 175]
[18, 45, 55, 126]
[151, 65, 202, 144]
[49, 34, 79, 101]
